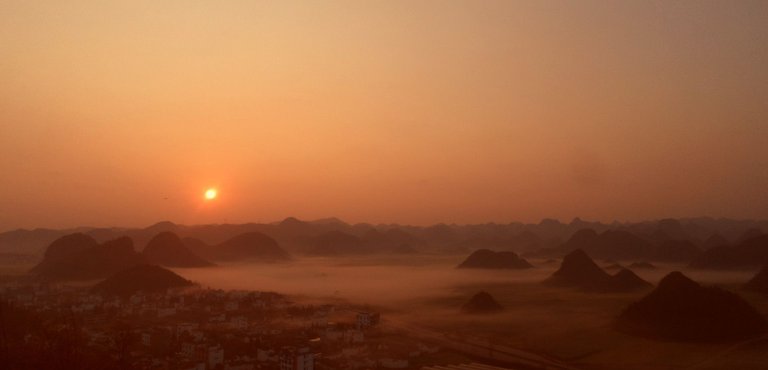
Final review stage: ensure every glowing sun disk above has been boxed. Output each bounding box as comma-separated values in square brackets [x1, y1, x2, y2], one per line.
[204, 188, 217, 200]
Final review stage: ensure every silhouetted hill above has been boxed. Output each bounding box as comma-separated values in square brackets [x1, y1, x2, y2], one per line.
[277, 217, 314, 236]
[616, 272, 768, 342]
[598, 230, 654, 259]
[280, 216, 306, 227]
[176, 223, 270, 246]
[651, 240, 701, 263]
[181, 237, 211, 254]
[457, 249, 532, 269]
[690, 234, 768, 269]
[29, 233, 99, 274]
[41, 233, 99, 262]
[565, 229, 599, 248]
[454, 229, 542, 254]
[82, 221, 182, 250]
[144, 221, 179, 234]
[311, 217, 349, 228]
[423, 224, 459, 245]
[703, 233, 729, 250]
[560, 229, 653, 260]
[545, 249, 651, 292]
[31, 236, 146, 281]
[653, 218, 689, 241]
[629, 261, 657, 270]
[308, 231, 364, 256]
[545, 249, 613, 290]
[612, 268, 653, 291]
[362, 229, 391, 245]
[360, 229, 419, 254]
[384, 228, 424, 247]
[461, 291, 503, 314]
[0, 228, 71, 255]
[744, 264, 768, 295]
[142, 232, 213, 267]
[200, 232, 290, 262]
[513, 230, 544, 251]
[92, 265, 194, 297]
[736, 228, 764, 244]
[455, 236, 505, 251]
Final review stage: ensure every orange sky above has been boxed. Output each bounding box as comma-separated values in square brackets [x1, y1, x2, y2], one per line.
[1, 1, 767, 230]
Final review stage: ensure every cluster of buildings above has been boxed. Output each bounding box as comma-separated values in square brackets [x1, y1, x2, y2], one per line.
[0, 281, 454, 370]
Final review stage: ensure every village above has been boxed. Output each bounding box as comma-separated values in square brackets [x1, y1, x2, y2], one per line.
[0, 280, 456, 370]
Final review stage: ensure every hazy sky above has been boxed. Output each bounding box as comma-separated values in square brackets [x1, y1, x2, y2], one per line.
[1, 1, 767, 230]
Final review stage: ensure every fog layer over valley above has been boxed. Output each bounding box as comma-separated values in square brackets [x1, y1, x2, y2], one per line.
[174, 255, 552, 305]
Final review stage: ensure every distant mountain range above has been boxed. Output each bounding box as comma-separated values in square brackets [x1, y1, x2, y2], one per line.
[3, 217, 767, 266]
[306, 229, 418, 256]
[690, 234, 768, 270]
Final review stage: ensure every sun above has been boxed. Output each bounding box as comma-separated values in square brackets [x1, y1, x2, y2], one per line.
[204, 188, 218, 200]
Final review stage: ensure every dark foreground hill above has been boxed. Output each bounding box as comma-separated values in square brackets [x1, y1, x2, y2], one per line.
[190, 232, 291, 262]
[545, 249, 651, 292]
[616, 271, 768, 342]
[461, 291, 504, 314]
[142, 232, 213, 267]
[30, 235, 146, 281]
[457, 249, 533, 269]
[92, 265, 194, 297]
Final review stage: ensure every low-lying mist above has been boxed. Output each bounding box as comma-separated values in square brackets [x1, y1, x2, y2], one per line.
[173, 255, 758, 309]
[174, 255, 554, 307]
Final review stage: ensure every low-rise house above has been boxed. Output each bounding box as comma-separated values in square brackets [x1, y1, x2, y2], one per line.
[208, 345, 224, 369]
[279, 346, 314, 370]
[356, 311, 380, 330]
